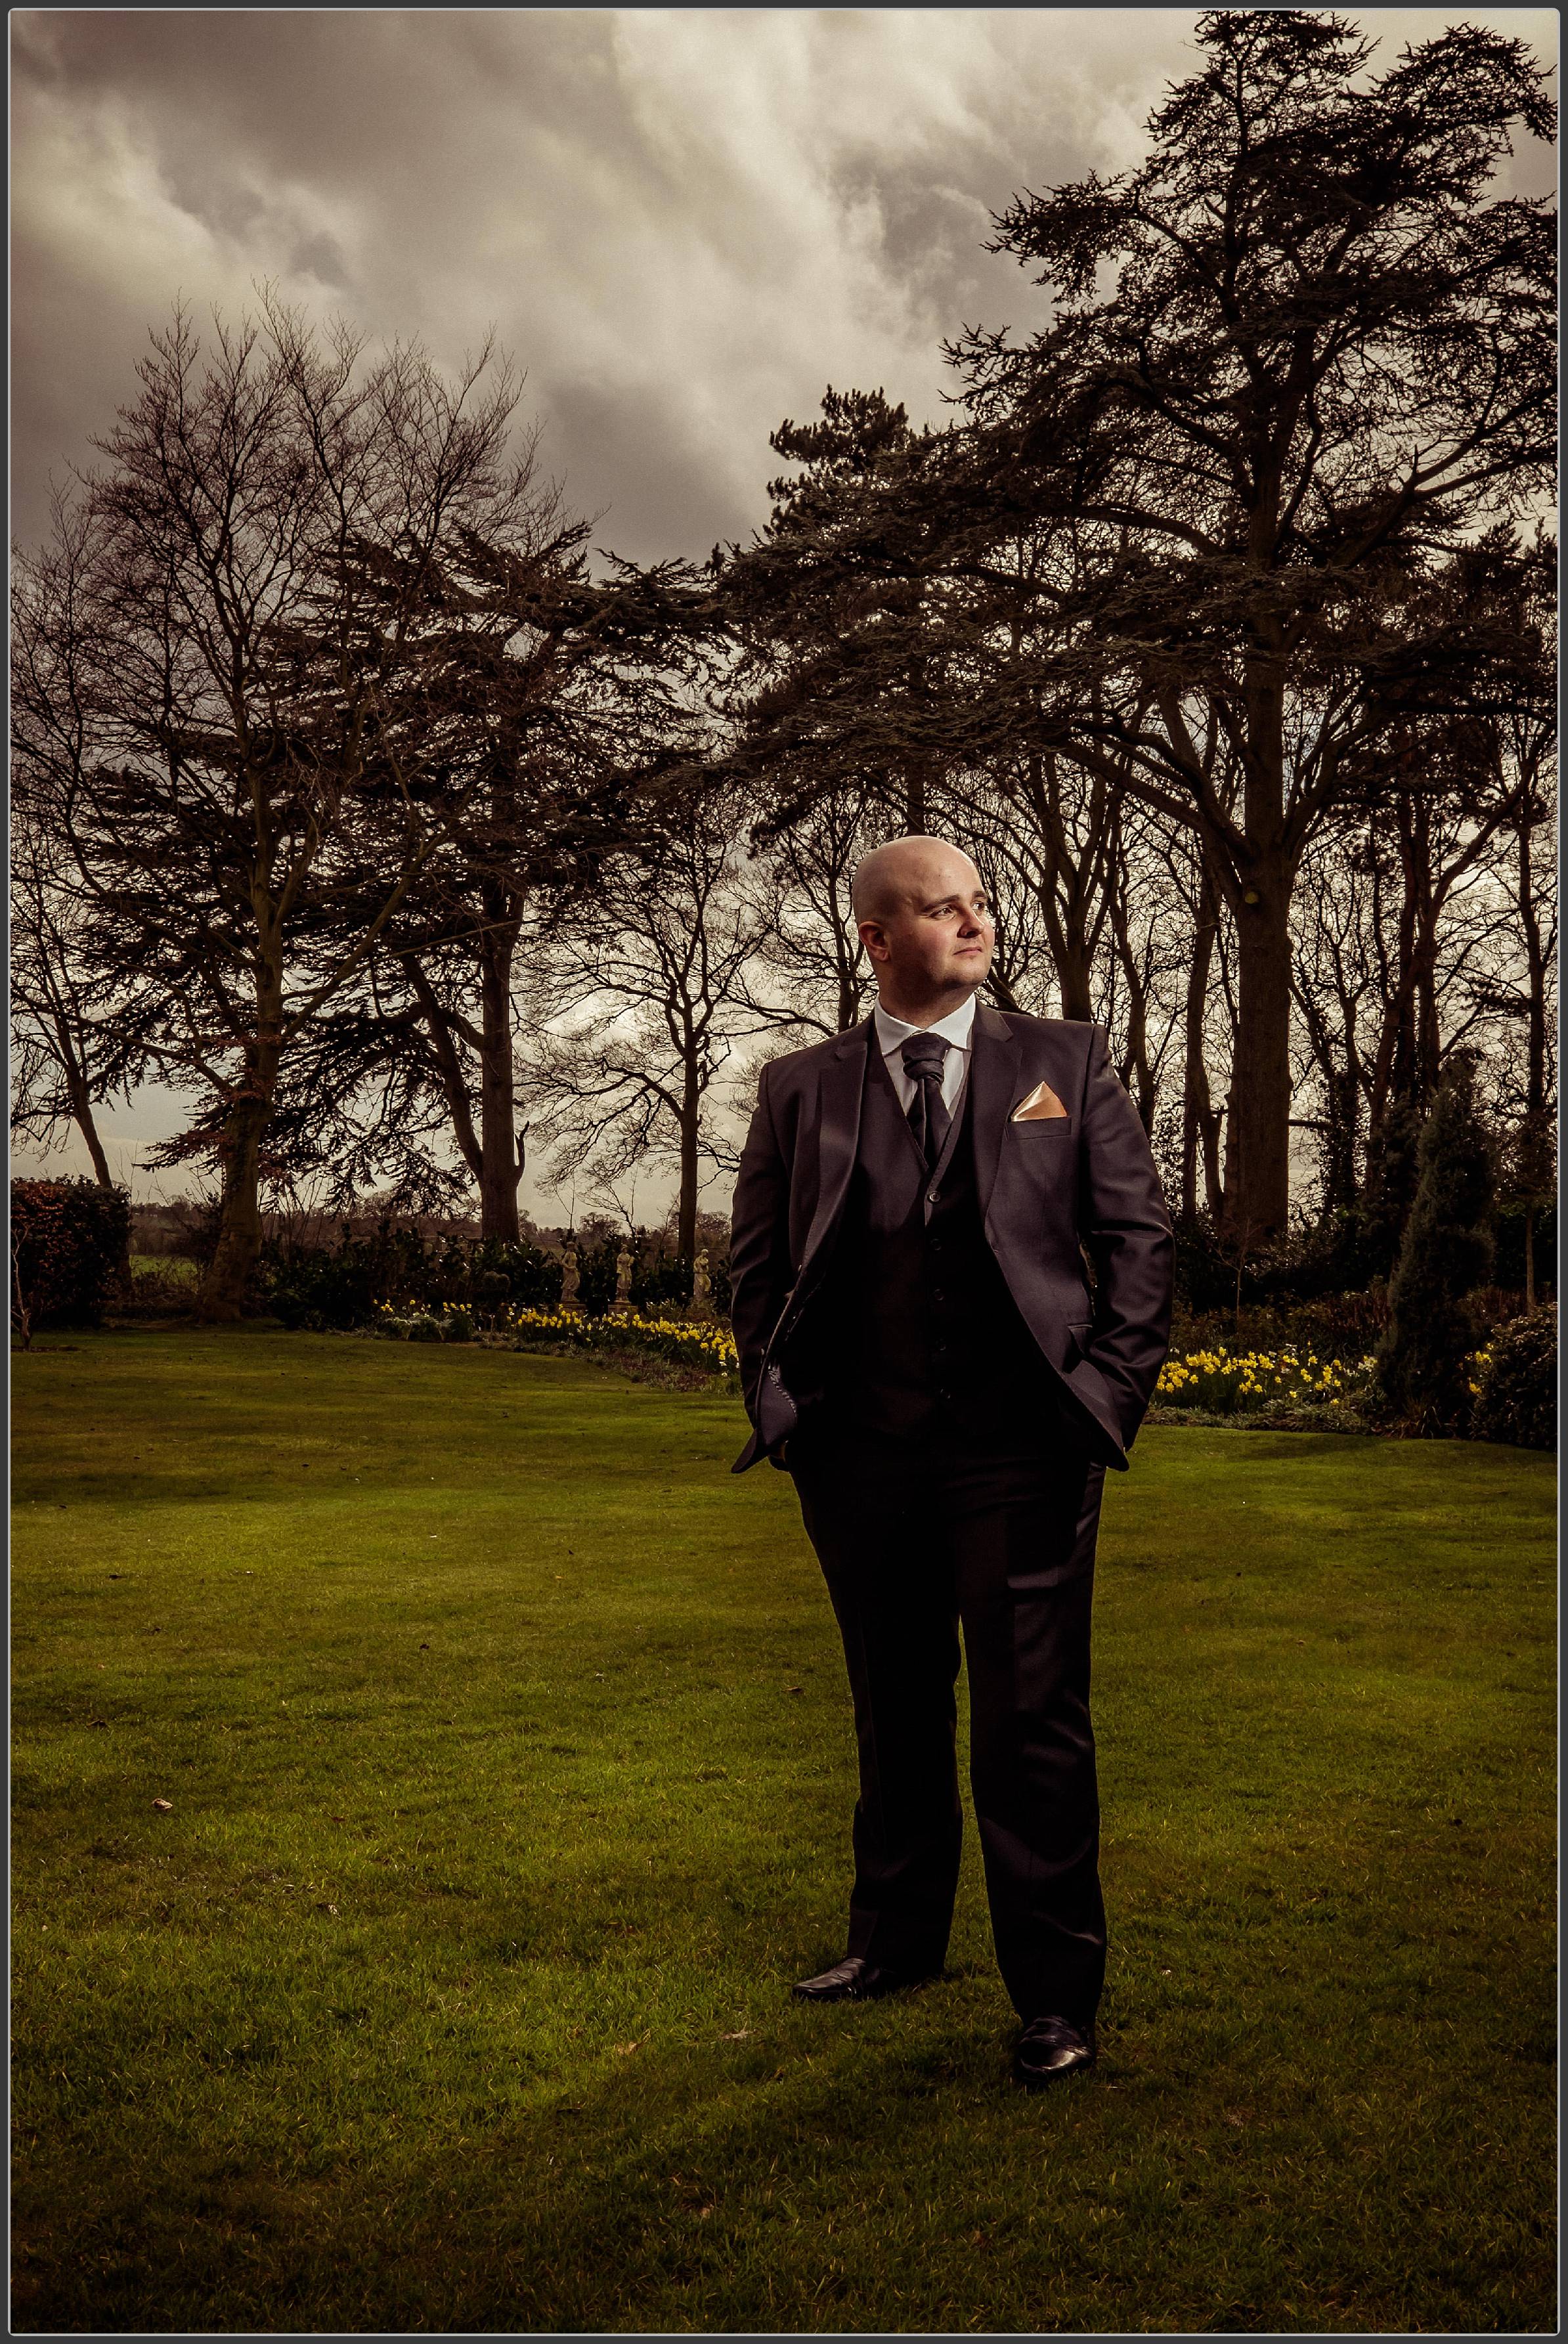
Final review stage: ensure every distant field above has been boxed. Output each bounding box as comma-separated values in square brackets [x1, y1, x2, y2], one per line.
[11, 1330, 1556, 2333]
[128, 1253, 200, 1283]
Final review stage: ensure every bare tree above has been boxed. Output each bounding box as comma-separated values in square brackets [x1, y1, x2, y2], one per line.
[735, 783, 881, 1040]
[9, 769, 146, 1187]
[11, 298, 565, 1316]
[520, 788, 781, 1259]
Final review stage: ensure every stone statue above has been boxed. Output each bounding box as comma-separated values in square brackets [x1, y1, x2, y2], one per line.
[691, 1248, 712, 1318]
[559, 1243, 579, 1307]
[614, 1244, 634, 1311]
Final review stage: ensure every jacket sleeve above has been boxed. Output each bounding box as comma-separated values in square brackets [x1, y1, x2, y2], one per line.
[728, 1060, 794, 1425]
[1077, 1025, 1173, 1447]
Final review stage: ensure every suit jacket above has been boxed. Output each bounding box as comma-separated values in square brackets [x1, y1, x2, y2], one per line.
[728, 1005, 1173, 1474]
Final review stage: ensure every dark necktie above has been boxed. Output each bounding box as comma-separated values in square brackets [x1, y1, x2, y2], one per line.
[901, 1033, 952, 1170]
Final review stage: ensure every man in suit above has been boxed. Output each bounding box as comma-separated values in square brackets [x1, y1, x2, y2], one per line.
[728, 834, 1172, 2087]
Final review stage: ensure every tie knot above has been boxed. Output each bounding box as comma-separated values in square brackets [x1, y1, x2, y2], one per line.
[901, 1034, 949, 1083]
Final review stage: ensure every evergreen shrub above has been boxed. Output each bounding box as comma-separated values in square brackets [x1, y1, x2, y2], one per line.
[10, 1180, 132, 1335]
[261, 1222, 731, 1332]
[1373, 1060, 1494, 1435]
[1470, 1306, 1557, 1450]
[263, 1228, 563, 1329]
[1172, 1210, 1355, 1317]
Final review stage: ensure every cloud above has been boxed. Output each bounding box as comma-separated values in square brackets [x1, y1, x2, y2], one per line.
[10, 5, 1556, 1181]
[14, 7, 1550, 567]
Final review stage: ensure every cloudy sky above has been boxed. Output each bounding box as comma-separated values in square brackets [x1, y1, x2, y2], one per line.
[10, 5, 1557, 1207]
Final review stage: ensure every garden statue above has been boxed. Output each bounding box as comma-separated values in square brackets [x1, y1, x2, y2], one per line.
[560, 1243, 579, 1307]
[613, 1244, 634, 1313]
[691, 1248, 712, 1319]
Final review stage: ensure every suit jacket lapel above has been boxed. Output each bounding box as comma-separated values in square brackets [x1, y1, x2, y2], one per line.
[970, 1004, 1022, 1220]
[800, 1020, 872, 1273]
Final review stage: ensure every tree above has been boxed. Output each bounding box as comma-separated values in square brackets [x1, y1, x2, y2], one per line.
[519, 787, 781, 1260]
[11, 299, 566, 1318]
[948, 10, 1554, 1234]
[1171, 823, 1230, 1222]
[293, 540, 717, 1238]
[735, 783, 881, 1040]
[1374, 1055, 1495, 1433]
[8, 770, 146, 1188]
[1495, 1109, 1556, 1313]
[718, 385, 1016, 875]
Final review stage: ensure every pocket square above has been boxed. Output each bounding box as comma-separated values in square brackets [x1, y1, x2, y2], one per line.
[1013, 1081, 1069, 1122]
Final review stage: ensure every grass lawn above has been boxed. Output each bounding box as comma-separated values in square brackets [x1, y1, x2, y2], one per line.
[11, 1329, 1556, 2333]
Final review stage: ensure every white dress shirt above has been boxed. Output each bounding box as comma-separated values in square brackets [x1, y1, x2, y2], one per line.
[872, 993, 977, 1119]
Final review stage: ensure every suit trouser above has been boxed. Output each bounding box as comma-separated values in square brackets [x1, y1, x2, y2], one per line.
[789, 1424, 1108, 2026]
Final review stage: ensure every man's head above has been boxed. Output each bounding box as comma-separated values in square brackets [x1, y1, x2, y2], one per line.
[852, 835, 994, 1024]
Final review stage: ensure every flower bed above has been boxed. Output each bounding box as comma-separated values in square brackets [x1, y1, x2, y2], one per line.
[356, 1314, 1538, 1445]
[510, 1306, 739, 1378]
[1154, 1345, 1376, 1416]
[372, 1299, 739, 1381]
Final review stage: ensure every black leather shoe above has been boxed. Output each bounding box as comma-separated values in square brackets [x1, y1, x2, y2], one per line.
[1013, 2014, 1097, 2086]
[792, 1956, 938, 2003]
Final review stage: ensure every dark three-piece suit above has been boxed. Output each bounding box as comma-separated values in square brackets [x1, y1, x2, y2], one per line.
[729, 1004, 1173, 2026]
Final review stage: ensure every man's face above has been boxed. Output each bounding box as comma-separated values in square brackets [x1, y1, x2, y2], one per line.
[858, 845, 995, 1001]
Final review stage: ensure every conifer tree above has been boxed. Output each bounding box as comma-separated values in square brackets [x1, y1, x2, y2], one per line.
[1374, 1056, 1496, 1433]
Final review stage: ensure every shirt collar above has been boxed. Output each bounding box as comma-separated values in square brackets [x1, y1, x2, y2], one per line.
[873, 991, 978, 1058]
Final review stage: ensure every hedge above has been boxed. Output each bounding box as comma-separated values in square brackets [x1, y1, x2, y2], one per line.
[11, 1180, 132, 1336]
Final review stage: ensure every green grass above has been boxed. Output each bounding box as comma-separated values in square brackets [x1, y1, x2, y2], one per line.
[11, 1330, 1556, 2333]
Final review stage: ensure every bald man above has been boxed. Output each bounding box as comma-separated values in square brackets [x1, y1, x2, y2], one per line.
[729, 835, 1172, 2087]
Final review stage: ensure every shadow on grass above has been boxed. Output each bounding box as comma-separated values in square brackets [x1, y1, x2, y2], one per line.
[11, 1337, 1556, 2334]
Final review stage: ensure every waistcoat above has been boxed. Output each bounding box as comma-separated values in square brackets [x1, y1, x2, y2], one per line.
[811, 1036, 1058, 1449]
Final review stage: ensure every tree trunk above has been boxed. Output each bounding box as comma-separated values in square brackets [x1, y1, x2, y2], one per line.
[1227, 869, 1293, 1239]
[61, 1053, 133, 1299]
[199, 936, 282, 1323]
[1226, 644, 1293, 1240]
[676, 1052, 701, 1267]
[1181, 857, 1221, 1220]
[1047, 913, 1095, 1023]
[1026, 756, 1099, 1022]
[1112, 960, 1155, 1132]
[402, 953, 484, 1184]
[1324, 1059, 1360, 1219]
[1524, 1202, 1535, 1313]
[45, 1007, 126, 1290]
[477, 909, 522, 1242]
[199, 1081, 274, 1321]
[1105, 828, 1156, 1133]
[1515, 810, 1548, 1119]
[1407, 795, 1443, 1105]
[58, 1049, 115, 1188]
[1369, 785, 1434, 1122]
